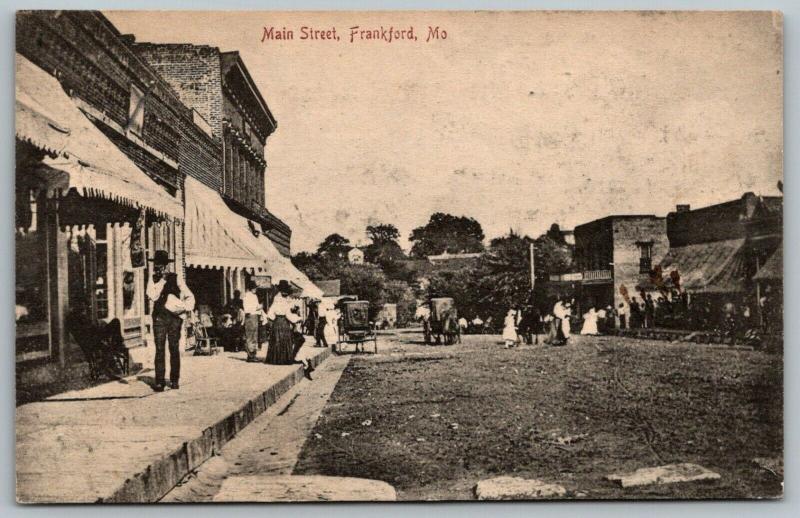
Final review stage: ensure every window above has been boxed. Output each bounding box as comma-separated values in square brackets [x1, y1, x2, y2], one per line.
[16, 188, 50, 361]
[638, 242, 653, 273]
[120, 224, 141, 319]
[128, 85, 145, 136]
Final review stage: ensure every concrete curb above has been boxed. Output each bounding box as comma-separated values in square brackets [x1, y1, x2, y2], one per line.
[101, 349, 331, 503]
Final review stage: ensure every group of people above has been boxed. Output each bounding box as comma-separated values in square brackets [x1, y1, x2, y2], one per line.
[145, 250, 325, 393]
[499, 298, 604, 349]
[501, 305, 545, 348]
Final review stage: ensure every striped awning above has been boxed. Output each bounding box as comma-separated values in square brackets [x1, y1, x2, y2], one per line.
[15, 53, 182, 220]
[184, 176, 267, 272]
[253, 234, 324, 299]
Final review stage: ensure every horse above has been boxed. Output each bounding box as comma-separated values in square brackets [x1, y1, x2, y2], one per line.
[442, 312, 461, 345]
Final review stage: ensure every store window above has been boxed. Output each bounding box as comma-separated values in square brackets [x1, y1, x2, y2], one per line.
[15, 188, 50, 360]
[120, 224, 141, 319]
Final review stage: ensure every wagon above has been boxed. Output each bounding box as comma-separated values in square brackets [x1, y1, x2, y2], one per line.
[334, 300, 378, 354]
[424, 297, 460, 345]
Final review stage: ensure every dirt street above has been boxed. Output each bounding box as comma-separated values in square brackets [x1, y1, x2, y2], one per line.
[162, 330, 782, 502]
[294, 330, 783, 500]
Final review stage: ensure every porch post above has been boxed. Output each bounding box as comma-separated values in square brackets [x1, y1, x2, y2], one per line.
[45, 199, 69, 366]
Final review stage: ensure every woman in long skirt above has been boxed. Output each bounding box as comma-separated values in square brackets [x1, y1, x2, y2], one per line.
[265, 280, 300, 365]
[502, 309, 519, 348]
[265, 315, 295, 365]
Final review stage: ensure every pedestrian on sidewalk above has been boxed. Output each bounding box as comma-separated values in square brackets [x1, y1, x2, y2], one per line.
[146, 251, 195, 392]
[243, 281, 265, 362]
[290, 304, 316, 379]
[315, 301, 329, 347]
[265, 280, 301, 365]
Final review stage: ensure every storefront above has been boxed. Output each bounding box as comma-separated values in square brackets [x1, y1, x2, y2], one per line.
[184, 176, 269, 314]
[15, 54, 184, 369]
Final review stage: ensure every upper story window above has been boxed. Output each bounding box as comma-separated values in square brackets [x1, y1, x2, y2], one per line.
[637, 241, 653, 273]
[128, 85, 145, 136]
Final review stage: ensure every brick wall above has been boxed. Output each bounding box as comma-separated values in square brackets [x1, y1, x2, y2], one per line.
[132, 43, 224, 139]
[179, 117, 223, 192]
[16, 11, 192, 189]
[574, 218, 613, 271]
[612, 217, 668, 308]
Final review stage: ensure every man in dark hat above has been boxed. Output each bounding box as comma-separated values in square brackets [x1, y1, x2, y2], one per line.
[146, 250, 195, 392]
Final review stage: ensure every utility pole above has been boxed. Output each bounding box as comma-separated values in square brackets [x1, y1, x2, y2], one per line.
[529, 241, 535, 294]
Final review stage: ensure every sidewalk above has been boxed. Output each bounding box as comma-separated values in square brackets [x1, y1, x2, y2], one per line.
[16, 344, 331, 503]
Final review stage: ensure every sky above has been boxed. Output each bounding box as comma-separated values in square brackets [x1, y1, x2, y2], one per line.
[106, 10, 783, 253]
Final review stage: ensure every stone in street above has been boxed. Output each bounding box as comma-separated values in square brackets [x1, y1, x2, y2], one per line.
[605, 463, 721, 488]
[474, 476, 567, 500]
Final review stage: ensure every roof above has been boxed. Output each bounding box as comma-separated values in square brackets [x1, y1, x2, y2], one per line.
[427, 252, 483, 262]
[15, 53, 182, 220]
[576, 214, 662, 229]
[315, 280, 342, 297]
[658, 238, 747, 293]
[753, 245, 782, 281]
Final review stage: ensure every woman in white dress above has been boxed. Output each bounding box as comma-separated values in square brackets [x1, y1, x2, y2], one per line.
[502, 309, 519, 348]
[581, 307, 599, 335]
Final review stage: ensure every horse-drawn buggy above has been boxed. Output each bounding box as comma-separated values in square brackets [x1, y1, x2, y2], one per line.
[334, 299, 378, 354]
[423, 297, 461, 345]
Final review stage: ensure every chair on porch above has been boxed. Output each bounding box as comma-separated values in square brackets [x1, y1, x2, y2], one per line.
[67, 311, 130, 381]
[193, 308, 220, 356]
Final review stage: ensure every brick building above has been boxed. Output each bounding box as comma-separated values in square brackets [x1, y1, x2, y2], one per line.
[15, 11, 207, 394]
[126, 41, 321, 311]
[573, 215, 669, 311]
[656, 193, 782, 324]
[129, 42, 292, 255]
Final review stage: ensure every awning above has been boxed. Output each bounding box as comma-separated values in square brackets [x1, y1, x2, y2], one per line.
[753, 245, 782, 281]
[658, 238, 747, 294]
[15, 53, 182, 220]
[293, 270, 324, 299]
[184, 176, 268, 271]
[253, 233, 324, 299]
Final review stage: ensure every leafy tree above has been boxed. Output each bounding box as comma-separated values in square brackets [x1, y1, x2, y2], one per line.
[545, 223, 566, 245]
[366, 223, 400, 244]
[316, 233, 351, 262]
[474, 231, 535, 324]
[364, 223, 406, 266]
[291, 251, 328, 280]
[533, 235, 574, 283]
[426, 265, 482, 320]
[337, 263, 389, 317]
[409, 213, 485, 258]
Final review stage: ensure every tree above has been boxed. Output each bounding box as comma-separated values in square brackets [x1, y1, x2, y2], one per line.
[337, 263, 389, 317]
[317, 233, 351, 262]
[545, 223, 566, 245]
[366, 223, 400, 244]
[426, 264, 482, 320]
[474, 231, 536, 324]
[291, 251, 327, 281]
[364, 223, 406, 266]
[409, 213, 485, 258]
